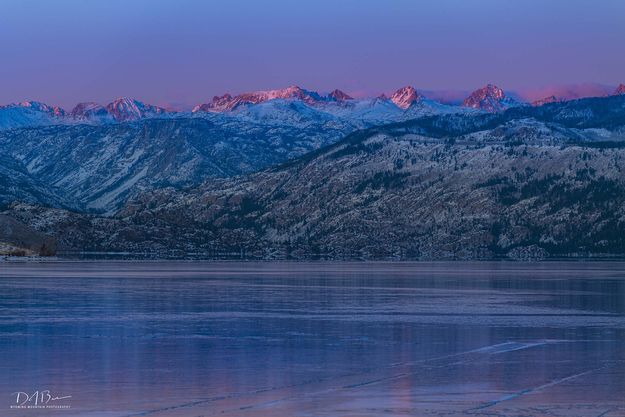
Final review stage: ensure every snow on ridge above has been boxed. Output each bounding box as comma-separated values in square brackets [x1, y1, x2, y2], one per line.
[105, 97, 168, 121]
[390, 86, 423, 109]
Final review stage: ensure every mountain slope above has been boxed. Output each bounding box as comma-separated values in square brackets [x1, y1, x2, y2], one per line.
[0, 214, 56, 256]
[0, 90, 471, 213]
[0, 98, 175, 130]
[390, 86, 423, 109]
[70, 102, 115, 123]
[193, 86, 326, 112]
[462, 84, 522, 112]
[6, 95, 625, 259]
[532, 95, 563, 106]
[0, 115, 351, 212]
[105, 98, 168, 121]
[0, 153, 72, 209]
[0, 101, 66, 130]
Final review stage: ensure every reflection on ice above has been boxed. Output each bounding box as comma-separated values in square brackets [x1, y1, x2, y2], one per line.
[0, 261, 624, 416]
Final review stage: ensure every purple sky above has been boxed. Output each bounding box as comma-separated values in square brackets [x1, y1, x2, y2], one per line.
[1, 0, 624, 109]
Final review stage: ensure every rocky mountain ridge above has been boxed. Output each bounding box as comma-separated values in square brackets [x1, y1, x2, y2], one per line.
[462, 84, 521, 112]
[4, 94, 625, 259]
[0, 114, 353, 213]
[0, 84, 525, 131]
[5, 83, 625, 132]
[389, 86, 423, 109]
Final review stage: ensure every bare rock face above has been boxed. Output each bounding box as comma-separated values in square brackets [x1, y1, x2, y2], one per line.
[193, 86, 325, 112]
[105, 98, 167, 121]
[390, 86, 422, 109]
[462, 84, 520, 112]
[193, 86, 359, 112]
[70, 102, 112, 122]
[0, 214, 56, 256]
[328, 89, 353, 102]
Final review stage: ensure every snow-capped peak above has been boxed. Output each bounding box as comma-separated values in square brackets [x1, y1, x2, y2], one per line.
[105, 98, 166, 121]
[13, 101, 66, 117]
[462, 84, 518, 112]
[0, 100, 68, 130]
[17, 101, 50, 111]
[390, 86, 422, 109]
[613, 84, 625, 96]
[328, 89, 353, 102]
[267, 85, 320, 101]
[194, 86, 326, 113]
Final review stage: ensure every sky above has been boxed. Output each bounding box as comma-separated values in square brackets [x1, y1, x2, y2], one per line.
[1, 0, 624, 109]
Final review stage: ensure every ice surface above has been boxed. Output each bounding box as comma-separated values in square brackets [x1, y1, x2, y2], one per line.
[0, 261, 624, 416]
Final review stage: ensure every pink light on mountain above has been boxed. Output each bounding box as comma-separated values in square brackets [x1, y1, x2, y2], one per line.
[106, 98, 167, 121]
[193, 86, 324, 112]
[517, 83, 614, 102]
[462, 84, 517, 112]
[328, 89, 353, 102]
[390, 86, 422, 109]
[531, 95, 563, 107]
[192, 86, 358, 112]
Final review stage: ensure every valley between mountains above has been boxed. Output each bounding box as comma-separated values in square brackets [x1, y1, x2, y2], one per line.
[2, 85, 625, 259]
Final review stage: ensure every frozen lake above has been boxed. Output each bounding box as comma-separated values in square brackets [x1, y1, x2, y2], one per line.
[1, 261, 624, 416]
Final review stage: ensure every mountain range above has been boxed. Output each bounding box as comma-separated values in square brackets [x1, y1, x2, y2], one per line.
[4, 83, 625, 132]
[0, 84, 530, 130]
[2, 84, 625, 259]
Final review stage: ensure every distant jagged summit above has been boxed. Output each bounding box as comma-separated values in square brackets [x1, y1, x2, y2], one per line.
[328, 89, 353, 102]
[15, 101, 66, 117]
[193, 86, 325, 112]
[390, 86, 422, 109]
[105, 98, 167, 121]
[9, 82, 619, 129]
[0, 101, 68, 130]
[462, 84, 519, 112]
[70, 102, 110, 120]
[531, 95, 562, 107]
